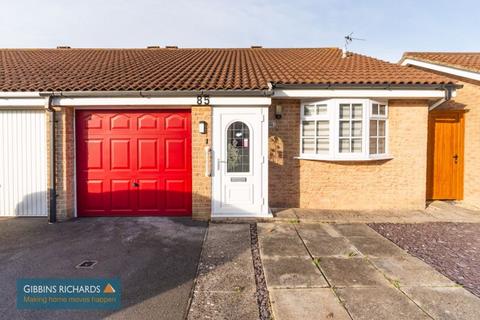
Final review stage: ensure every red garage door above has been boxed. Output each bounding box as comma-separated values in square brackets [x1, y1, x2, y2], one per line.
[76, 110, 192, 216]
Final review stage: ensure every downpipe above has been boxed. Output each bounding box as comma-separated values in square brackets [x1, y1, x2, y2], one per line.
[45, 95, 57, 223]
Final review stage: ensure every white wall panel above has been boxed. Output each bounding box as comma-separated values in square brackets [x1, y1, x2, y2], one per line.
[0, 110, 47, 216]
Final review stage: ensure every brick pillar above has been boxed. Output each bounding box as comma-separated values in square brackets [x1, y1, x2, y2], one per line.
[191, 106, 212, 220]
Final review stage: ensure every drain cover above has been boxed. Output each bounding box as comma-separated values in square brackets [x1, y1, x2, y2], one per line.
[76, 260, 98, 269]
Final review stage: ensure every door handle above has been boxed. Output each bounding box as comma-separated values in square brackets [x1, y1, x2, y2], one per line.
[453, 154, 459, 163]
[132, 181, 139, 187]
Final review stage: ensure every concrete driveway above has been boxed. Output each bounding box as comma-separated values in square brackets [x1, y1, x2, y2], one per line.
[0, 217, 207, 320]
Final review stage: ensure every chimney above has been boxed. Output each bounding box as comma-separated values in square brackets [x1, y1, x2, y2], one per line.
[251, 45, 263, 49]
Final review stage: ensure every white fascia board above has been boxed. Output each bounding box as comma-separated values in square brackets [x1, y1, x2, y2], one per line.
[0, 97, 45, 107]
[53, 96, 271, 106]
[402, 58, 480, 82]
[0, 92, 41, 98]
[274, 89, 446, 99]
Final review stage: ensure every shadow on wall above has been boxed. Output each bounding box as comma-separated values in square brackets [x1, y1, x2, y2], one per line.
[0, 190, 242, 320]
[13, 191, 48, 217]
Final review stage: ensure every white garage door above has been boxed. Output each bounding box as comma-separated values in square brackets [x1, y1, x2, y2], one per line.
[0, 110, 47, 216]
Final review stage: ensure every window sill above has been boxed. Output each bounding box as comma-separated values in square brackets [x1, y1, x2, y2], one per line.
[294, 155, 394, 162]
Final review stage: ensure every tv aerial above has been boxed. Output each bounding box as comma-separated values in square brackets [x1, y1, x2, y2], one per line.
[343, 32, 365, 57]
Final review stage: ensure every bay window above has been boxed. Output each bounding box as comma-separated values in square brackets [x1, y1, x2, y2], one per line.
[299, 99, 390, 161]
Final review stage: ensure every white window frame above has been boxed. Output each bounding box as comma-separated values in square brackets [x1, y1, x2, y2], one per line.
[298, 98, 392, 161]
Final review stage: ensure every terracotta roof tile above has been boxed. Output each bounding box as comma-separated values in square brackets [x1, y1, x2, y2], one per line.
[403, 52, 480, 73]
[0, 48, 453, 92]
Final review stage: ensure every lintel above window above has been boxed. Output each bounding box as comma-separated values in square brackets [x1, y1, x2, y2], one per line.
[299, 99, 391, 161]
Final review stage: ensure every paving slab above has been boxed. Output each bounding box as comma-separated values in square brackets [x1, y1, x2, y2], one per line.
[262, 256, 328, 288]
[187, 290, 259, 320]
[202, 223, 251, 259]
[333, 224, 381, 237]
[336, 286, 430, 320]
[259, 234, 309, 258]
[370, 255, 454, 287]
[347, 235, 408, 257]
[296, 223, 340, 239]
[257, 223, 298, 239]
[402, 286, 480, 320]
[270, 288, 350, 320]
[195, 251, 256, 292]
[319, 257, 390, 287]
[303, 237, 359, 257]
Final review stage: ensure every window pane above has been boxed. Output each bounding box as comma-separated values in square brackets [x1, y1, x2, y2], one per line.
[316, 121, 329, 137]
[370, 120, 377, 136]
[378, 138, 386, 153]
[227, 121, 250, 172]
[369, 138, 377, 154]
[302, 138, 315, 153]
[379, 105, 386, 115]
[340, 104, 350, 119]
[378, 120, 386, 136]
[339, 138, 350, 153]
[304, 105, 315, 116]
[302, 121, 315, 136]
[352, 104, 363, 119]
[317, 104, 328, 115]
[316, 139, 329, 154]
[372, 103, 379, 115]
[339, 121, 350, 137]
[352, 139, 362, 153]
[352, 121, 362, 137]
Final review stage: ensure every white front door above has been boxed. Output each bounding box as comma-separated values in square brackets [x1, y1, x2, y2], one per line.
[212, 106, 269, 217]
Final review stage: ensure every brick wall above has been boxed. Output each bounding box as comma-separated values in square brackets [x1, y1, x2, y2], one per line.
[46, 106, 75, 220]
[436, 80, 480, 204]
[191, 106, 212, 220]
[268, 99, 429, 210]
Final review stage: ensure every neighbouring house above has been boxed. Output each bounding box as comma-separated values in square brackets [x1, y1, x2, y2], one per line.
[401, 53, 480, 206]
[0, 47, 459, 221]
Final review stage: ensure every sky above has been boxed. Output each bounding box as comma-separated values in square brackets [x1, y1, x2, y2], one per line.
[0, 0, 478, 62]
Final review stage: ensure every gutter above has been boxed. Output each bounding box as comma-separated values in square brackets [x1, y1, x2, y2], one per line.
[44, 95, 56, 223]
[38, 89, 273, 98]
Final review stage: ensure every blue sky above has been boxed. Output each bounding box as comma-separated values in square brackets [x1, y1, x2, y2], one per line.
[0, 0, 477, 62]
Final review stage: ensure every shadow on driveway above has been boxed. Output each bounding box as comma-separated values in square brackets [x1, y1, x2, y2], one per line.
[0, 217, 207, 320]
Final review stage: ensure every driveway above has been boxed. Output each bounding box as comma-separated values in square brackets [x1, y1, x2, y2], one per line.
[0, 217, 207, 320]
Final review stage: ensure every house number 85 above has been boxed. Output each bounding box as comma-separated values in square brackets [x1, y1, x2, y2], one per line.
[197, 95, 210, 105]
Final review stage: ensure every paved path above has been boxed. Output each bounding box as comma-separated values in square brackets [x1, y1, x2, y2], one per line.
[258, 222, 480, 320]
[272, 201, 480, 224]
[187, 223, 259, 320]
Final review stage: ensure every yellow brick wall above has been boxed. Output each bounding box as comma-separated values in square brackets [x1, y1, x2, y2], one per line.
[269, 99, 429, 210]
[46, 106, 75, 220]
[191, 106, 212, 220]
[436, 80, 480, 204]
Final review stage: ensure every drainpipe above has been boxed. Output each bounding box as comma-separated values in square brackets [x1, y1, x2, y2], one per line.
[45, 95, 57, 223]
[429, 85, 454, 111]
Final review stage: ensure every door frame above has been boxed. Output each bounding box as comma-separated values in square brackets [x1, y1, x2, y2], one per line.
[211, 106, 270, 218]
[426, 109, 465, 200]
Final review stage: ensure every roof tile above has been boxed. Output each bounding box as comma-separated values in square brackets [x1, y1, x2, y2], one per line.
[0, 48, 453, 92]
[403, 52, 480, 73]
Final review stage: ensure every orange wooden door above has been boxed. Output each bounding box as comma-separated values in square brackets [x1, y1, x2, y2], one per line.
[427, 111, 464, 200]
